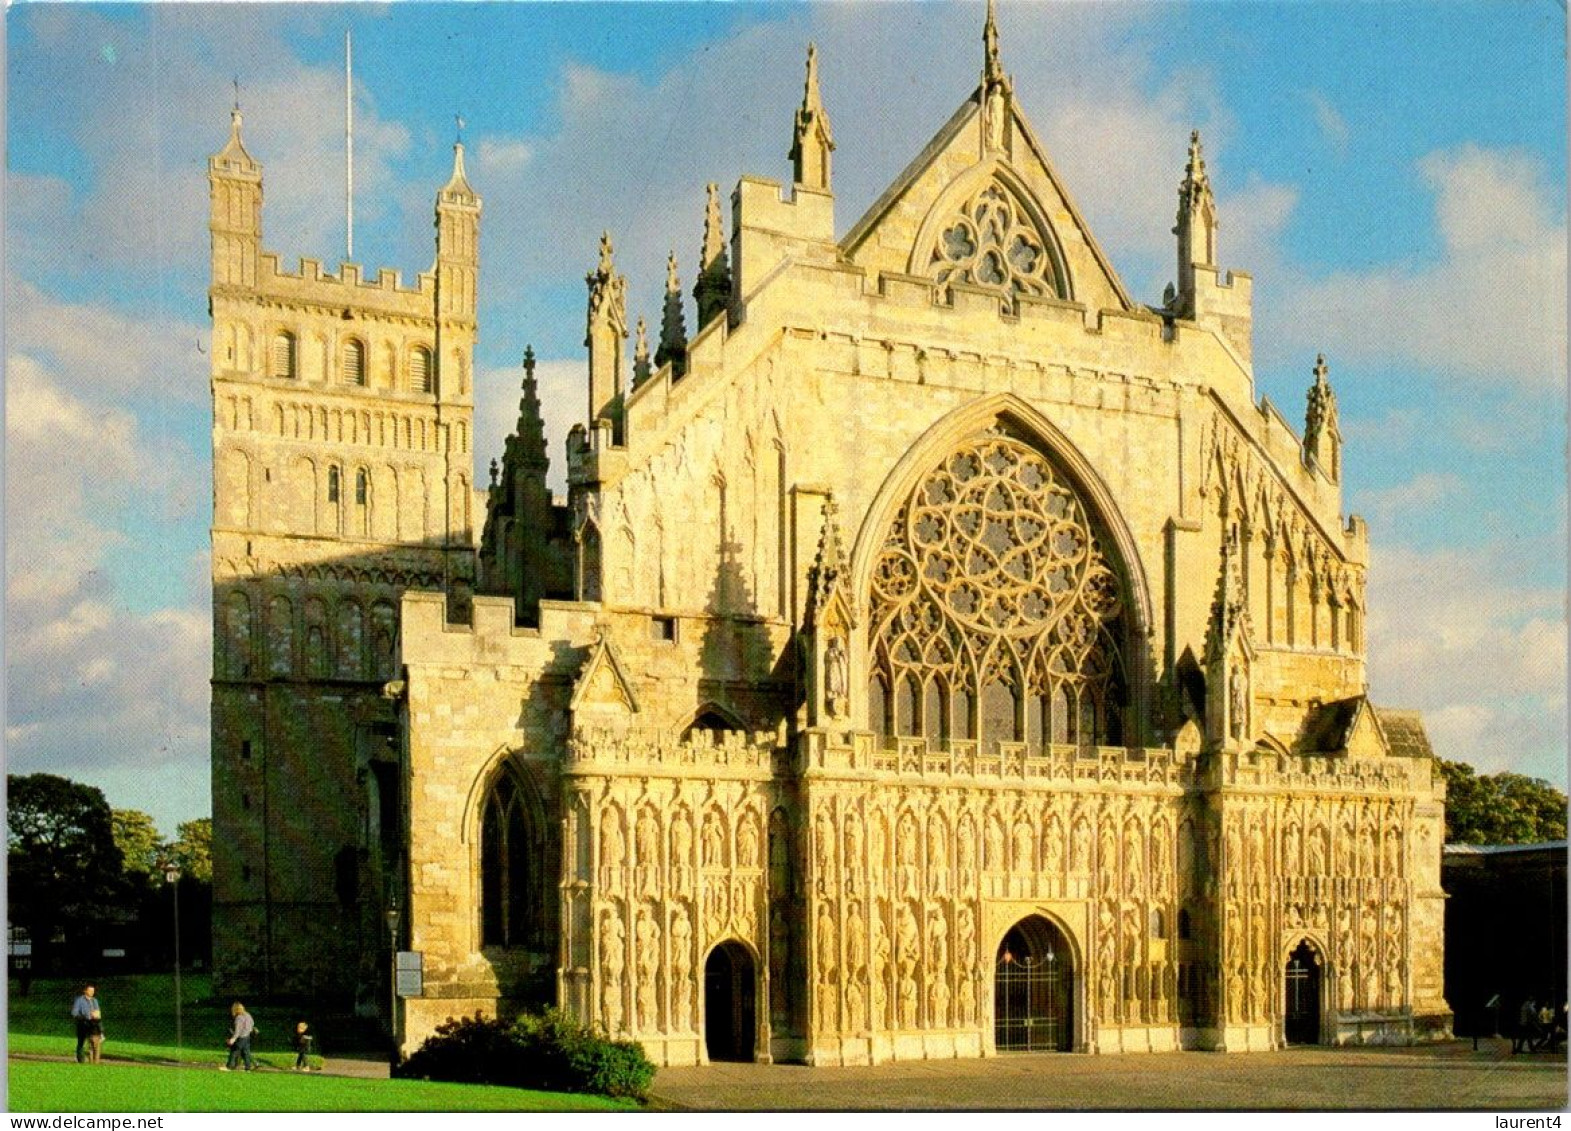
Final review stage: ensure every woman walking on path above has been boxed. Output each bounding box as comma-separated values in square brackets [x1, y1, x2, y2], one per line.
[221, 1002, 256, 1071]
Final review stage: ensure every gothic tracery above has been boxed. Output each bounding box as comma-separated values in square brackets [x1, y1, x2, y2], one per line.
[869, 430, 1128, 748]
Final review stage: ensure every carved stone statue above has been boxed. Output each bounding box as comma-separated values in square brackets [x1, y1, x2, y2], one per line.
[1229, 666, 1247, 740]
[825, 634, 849, 717]
[1013, 819, 1034, 873]
[600, 908, 625, 1030]
[845, 900, 867, 975]
[636, 808, 660, 895]
[670, 905, 693, 1031]
[703, 810, 725, 868]
[737, 813, 759, 870]
[670, 812, 693, 890]
[898, 814, 920, 897]
[601, 811, 626, 892]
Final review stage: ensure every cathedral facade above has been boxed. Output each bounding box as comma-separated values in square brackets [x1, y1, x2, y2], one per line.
[209, 10, 1450, 1065]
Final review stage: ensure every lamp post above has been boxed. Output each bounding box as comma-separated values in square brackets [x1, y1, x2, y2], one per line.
[164, 865, 183, 1059]
[385, 899, 400, 1062]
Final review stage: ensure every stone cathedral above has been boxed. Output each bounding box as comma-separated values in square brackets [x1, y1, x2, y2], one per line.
[208, 8, 1451, 1066]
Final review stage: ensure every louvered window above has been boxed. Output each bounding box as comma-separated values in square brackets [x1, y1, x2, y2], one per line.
[270, 331, 296, 379]
[410, 346, 433, 393]
[342, 338, 366, 386]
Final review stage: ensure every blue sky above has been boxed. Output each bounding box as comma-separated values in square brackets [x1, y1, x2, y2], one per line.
[6, 1, 1566, 835]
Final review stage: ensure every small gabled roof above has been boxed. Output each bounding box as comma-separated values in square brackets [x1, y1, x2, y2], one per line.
[1374, 707, 1437, 760]
[569, 631, 640, 715]
[1301, 695, 1389, 756]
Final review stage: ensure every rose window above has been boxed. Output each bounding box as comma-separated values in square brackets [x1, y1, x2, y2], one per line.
[929, 183, 1064, 310]
[868, 431, 1127, 750]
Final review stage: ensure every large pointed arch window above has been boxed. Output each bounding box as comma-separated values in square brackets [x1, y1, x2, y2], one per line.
[868, 428, 1129, 751]
[481, 770, 543, 949]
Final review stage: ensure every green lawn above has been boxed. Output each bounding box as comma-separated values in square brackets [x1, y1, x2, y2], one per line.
[8, 976, 640, 1112]
[8, 1060, 634, 1113]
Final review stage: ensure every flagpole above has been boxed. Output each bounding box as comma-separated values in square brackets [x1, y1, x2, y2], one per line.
[346, 29, 354, 262]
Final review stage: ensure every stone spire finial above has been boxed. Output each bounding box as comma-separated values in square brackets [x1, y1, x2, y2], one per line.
[585, 233, 628, 431]
[511, 344, 548, 473]
[1304, 353, 1342, 481]
[655, 252, 689, 378]
[983, 0, 1004, 87]
[1204, 527, 1248, 664]
[806, 493, 853, 629]
[632, 315, 651, 388]
[1181, 129, 1211, 203]
[695, 182, 733, 327]
[980, 0, 1013, 151]
[790, 42, 835, 191]
[1171, 128, 1219, 316]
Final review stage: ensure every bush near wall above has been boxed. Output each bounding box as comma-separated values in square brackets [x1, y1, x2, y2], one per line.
[395, 1010, 655, 1100]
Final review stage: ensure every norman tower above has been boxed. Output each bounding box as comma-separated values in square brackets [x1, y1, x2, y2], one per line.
[208, 106, 480, 1006]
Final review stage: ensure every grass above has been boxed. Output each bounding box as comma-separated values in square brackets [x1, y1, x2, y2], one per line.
[8, 976, 641, 1112]
[8, 1060, 634, 1113]
[8, 974, 325, 1069]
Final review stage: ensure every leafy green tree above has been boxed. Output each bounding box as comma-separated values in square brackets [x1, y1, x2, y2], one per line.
[171, 818, 212, 884]
[7, 774, 124, 957]
[1439, 758, 1569, 845]
[112, 809, 164, 877]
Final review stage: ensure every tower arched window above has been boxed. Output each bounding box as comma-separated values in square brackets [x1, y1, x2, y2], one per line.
[342, 338, 366, 386]
[410, 346, 433, 394]
[481, 771, 543, 949]
[355, 469, 368, 506]
[270, 331, 297, 379]
[327, 465, 341, 504]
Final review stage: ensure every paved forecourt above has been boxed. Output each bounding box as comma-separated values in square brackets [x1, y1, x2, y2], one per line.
[651, 1042, 1568, 1111]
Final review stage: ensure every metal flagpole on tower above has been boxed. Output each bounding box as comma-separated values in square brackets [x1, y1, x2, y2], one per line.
[346, 28, 354, 261]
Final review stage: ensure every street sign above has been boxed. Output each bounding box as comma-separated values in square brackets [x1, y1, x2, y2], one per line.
[395, 950, 423, 998]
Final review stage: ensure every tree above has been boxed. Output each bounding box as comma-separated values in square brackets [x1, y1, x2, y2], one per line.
[170, 818, 212, 884]
[7, 774, 125, 957]
[112, 809, 163, 877]
[1439, 759, 1569, 845]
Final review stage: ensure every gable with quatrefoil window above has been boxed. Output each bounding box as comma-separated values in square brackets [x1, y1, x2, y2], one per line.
[926, 178, 1068, 311]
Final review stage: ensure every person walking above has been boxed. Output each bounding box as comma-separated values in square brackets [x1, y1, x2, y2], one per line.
[86, 1002, 104, 1064]
[221, 1002, 256, 1071]
[1515, 996, 1541, 1054]
[70, 985, 99, 1064]
[292, 1021, 314, 1071]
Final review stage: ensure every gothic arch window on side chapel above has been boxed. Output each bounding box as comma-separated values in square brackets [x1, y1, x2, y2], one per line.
[481, 771, 541, 949]
[929, 181, 1062, 310]
[869, 429, 1127, 751]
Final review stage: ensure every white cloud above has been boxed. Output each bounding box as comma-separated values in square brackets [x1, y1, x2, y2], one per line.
[5, 279, 208, 402]
[1366, 541, 1566, 784]
[1306, 90, 1350, 160]
[476, 137, 534, 173]
[1351, 471, 1466, 531]
[4, 356, 212, 827]
[1270, 145, 1567, 384]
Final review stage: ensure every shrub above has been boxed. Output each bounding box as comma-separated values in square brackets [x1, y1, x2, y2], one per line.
[395, 1014, 525, 1087]
[396, 1009, 655, 1100]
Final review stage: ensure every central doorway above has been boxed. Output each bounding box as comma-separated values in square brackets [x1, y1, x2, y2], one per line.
[704, 941, 756, 1062]
[1284, 939, 1322, 1045]
[994, 915, 1073, 1052]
